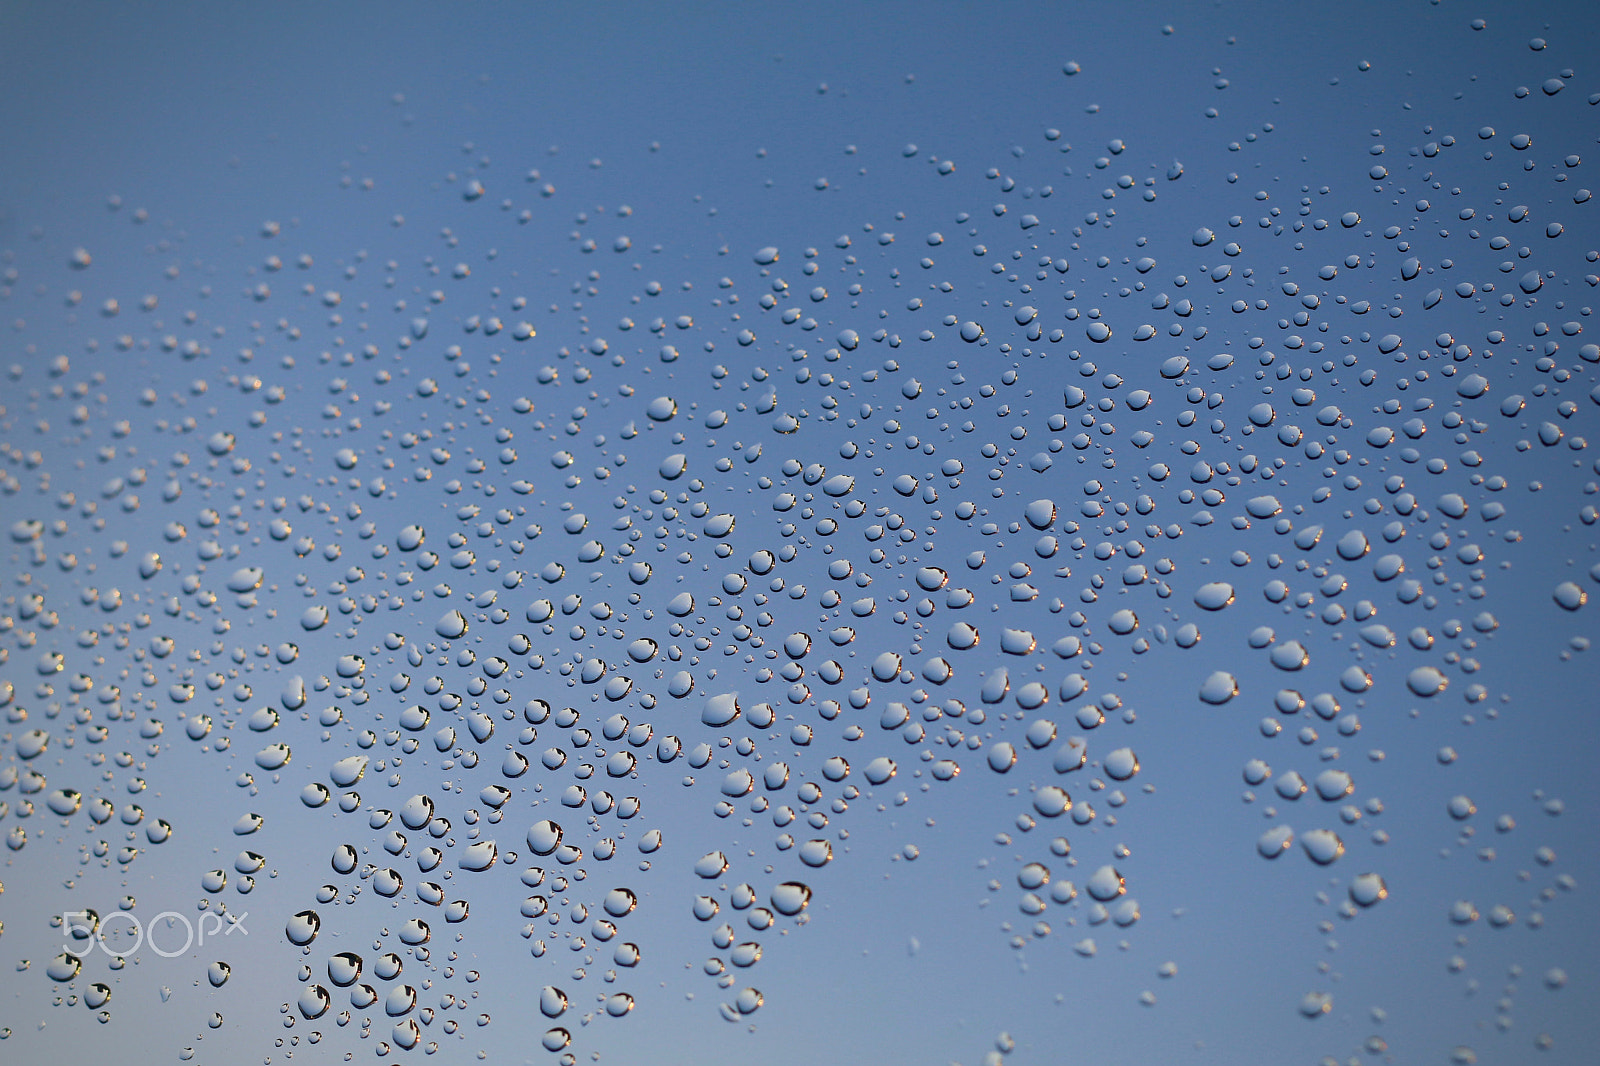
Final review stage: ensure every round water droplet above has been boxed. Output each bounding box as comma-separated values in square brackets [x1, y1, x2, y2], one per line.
[298, 984, 332, 1019]
[695, 850, 730, 879]
[527, 820, 563, 855]
[459, 840, 498, 871]
[1033, 785, 1072, 817]
[1198, 671, 1239, 705]
[1349, 872, 1388, 907]
[1270, 641, 1310, 671]
[1086, 865, 1125, 901]
[734, 987, 764, 1015]
[863, 757, 896, 785]
[701, 692, 741, 726]
[45, 953, 82, 982]
[603, 888, 637, 918]
[770, 882, 812, 915]
[1301, 829, 1345, 865]
[947, 622, 980, 650]
[1553, 582, 1586, 611]
[285, 910, 321, 946]
[329, 755, 365, 786]
[1103, 748, 1139, 780]
[798, 839, 833, 867]
[1299, 991, 1333, 1017]
[1406, 667, 1448, 697]
[1257, 825, 1294, 859]
[328, 952, 362, 986]
[1313, 769, 1353, 802]
[539, 985, 568, 1018]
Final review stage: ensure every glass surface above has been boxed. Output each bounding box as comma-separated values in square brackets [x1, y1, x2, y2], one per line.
[1, 3, 1597, 1063]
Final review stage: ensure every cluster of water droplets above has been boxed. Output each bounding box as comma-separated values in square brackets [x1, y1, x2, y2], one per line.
[1, 12, 1596, 1065]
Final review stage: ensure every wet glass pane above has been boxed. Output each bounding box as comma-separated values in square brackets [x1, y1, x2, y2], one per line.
[1, 4, 1596, 1063]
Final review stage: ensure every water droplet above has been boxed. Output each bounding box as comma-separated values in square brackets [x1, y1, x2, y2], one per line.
[1103, 748, 1139, 781]
[1034, 785, 1072, 817]
[798, 839, 833, 867]
[1198, 672, 1239, 705]
[1301, 830, 1345, 865]
[1349, 873, 1388, 907]
[285, 910, 321, 946]
[1086, 865, 1125, 901]
[1258, 826, 1294, 859]
[695, 851, 730, 879]
[328, 952, 362, 987]
[1553, 582, 1587, 611]
[297, 984, 332, 1019]
[45, 953, 82, 983]
[770, 882, 812, 916]
[1299, 991, 1333, 1017]
[701, 692, 741, 726]
[1406, 667, 1448, 697]
[539, 985, 568, 1018]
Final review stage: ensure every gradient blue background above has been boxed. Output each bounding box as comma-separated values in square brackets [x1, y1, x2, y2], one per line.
[1, 2, 1597, 1063]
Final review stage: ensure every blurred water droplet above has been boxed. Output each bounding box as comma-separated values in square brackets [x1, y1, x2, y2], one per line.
[1349, 873, 1388, 907]
[1198, 672, 1239, 705]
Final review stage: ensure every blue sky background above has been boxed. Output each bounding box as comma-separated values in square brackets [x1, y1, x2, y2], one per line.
[2, 2, 1597, 1063]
